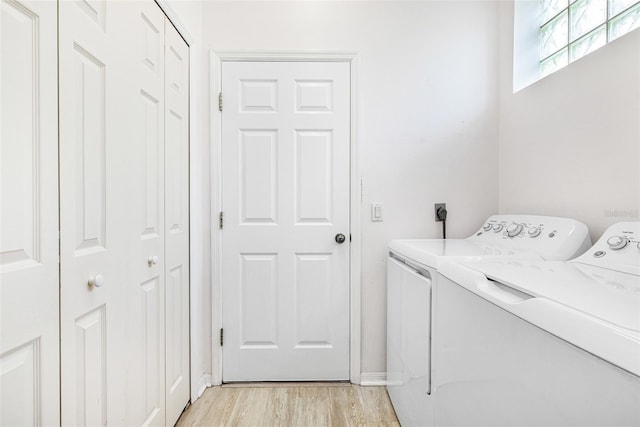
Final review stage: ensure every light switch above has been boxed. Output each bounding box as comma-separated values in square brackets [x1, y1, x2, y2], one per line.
[371, 203, 383, 222]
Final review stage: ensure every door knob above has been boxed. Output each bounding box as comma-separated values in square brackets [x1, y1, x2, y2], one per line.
[147, 255, 159, 266]
[88, 275, 104, 288]
[335, 233, 346, 244]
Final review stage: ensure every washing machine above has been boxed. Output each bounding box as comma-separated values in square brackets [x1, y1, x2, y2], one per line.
[434, 222, 640, 426]
[386, 215, 591, 427]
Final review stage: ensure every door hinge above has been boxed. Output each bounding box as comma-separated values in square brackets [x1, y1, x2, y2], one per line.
[218, 92, 223, 112]
[220, 328, 224, 347]
[219, 211, 223, 229]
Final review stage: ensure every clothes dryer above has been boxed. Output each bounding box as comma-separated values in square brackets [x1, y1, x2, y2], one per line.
[434, 222, 640, 426]
[386, 215, 591, 426]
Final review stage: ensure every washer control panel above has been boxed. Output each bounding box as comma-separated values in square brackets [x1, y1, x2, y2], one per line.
[574, 222, 640, 275]
[470, 215, 591, 261]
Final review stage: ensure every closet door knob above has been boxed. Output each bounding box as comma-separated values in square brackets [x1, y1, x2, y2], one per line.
[88, 275, 104, 288]
[335, 233, 346, 244]
[147, 255, 159, 266]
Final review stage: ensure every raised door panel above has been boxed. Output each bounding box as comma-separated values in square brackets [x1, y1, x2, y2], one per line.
[240, 130, 278, 224]
[72, 44, 106, 255]
[166, 266, 186, 395]
[295, 130, 333, 224]
[74, 307, 107, 427]
[164, 20, 189, 427]
[240, 80, 278, 112]
[0, 0, 39, 269]
[0, 0, 59, 424]
[0, 340, 38, 426]
[294, 254, 333, 348]
[239, 254, 278, 348]
[295, 80, 333, 113]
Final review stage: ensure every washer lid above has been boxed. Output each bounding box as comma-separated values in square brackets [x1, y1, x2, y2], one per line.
[388, 239, 540, 270]
[463, 260, 640, 333]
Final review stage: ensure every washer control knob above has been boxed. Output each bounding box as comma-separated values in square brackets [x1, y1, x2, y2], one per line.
[607, 235, 628, 250]
[528, 227, 541, 238]
[492, 223, 504, 232]
[483, 223, 492, 231]
[506, 223, 523, 238]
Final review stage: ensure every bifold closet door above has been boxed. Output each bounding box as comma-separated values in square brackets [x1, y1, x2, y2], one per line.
[124, 2, 167, 427]
[59, 2, 132, 424]
[164, 22, 190, 427]
[0, 0, 59, 425]
[59, 2, 189, 425]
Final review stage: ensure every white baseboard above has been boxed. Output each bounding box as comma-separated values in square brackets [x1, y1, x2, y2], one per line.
[193, 374, 213, 402]
[359, 372, 387, 386]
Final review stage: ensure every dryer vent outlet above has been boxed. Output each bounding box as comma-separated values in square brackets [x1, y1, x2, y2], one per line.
[435, 203, 447, 222]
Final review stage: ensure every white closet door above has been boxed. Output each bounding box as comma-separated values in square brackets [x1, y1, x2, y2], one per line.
[124, 3, 166, 427]
[59, 2, 131, 425]
[164, 21, 190, 427]
[0, 1, 59, 425]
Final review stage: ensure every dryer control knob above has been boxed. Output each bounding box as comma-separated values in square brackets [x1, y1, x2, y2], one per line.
[483, 223, 492, 231]
[506, 223, 523, 238]
[607, 235, 628, 250]
[492, 224, 504, 232]
[528, 227, 541, 238]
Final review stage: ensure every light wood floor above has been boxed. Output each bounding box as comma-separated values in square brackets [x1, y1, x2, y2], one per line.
[176, 383, 399, 426]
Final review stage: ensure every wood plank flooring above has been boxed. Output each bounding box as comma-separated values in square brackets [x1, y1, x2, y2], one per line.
[176, 384, 399, 426]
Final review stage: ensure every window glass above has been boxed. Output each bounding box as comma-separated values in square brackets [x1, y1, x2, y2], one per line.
[540, 11, 569, 58]
[569, 0, 606, 41]
[539, 0, 640, 76]
[609, 3, 640, 40]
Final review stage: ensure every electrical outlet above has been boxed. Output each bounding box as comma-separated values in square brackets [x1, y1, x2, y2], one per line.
[434, 203, 447, 222]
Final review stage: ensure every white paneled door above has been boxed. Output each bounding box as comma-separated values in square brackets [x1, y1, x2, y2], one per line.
[125, 2, 166, 427]
[221, 61, 351, 381]
[0, 0, 59, 425]
[164, 21, 190, 427]
[59, 1, 131, 425]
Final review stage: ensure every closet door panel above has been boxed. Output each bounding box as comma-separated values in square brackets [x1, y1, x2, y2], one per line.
[164, 21, 190, 427]
[59, 2, 130, 425]
[124, 3, 166, 427]
[0, 0, 59, 425]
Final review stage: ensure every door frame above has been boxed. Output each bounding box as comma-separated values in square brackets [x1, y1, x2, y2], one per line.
[210, 51, 362, 385]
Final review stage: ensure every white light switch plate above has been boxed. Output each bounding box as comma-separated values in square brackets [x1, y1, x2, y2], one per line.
[371, 203, 383, 222]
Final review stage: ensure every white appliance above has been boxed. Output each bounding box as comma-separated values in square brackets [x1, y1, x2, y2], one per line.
[386, 215, 592, 427]
[435, 222, 640, 426]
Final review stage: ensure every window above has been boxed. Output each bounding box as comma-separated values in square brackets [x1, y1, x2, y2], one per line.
[539, 0, 640, 77]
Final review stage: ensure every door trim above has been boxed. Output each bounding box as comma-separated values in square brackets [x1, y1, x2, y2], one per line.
[209, 50, 362, 385]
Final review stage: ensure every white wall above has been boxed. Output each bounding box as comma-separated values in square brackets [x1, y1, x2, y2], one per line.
[498, 2, 640, 241]
[203, 1, 499, 377]
[162, 0, 639, 394]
